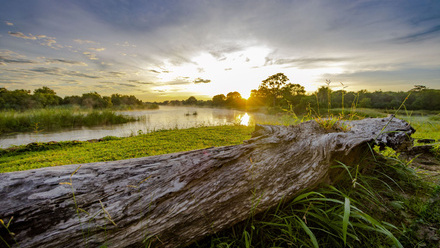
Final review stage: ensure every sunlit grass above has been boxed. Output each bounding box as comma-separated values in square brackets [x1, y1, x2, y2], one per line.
[0, 125, 253, 173]
[398, 115, 440, 141]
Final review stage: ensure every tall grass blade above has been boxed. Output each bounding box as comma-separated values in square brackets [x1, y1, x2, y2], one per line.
[295, 216, 319, 248]
[342, 197, 350, 245]
[0, 236, 11, 248]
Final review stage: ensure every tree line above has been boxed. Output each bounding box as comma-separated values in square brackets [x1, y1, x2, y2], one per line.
[0, 86, 156, 111]
[2, 74, 438, 112]
[161, 73, 439, 113]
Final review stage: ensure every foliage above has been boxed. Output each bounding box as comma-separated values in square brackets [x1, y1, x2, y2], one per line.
[210, 92, 247, 109]
[212, 94, 226, 106]
[0, 86, 150, 111]
[185, 96, 198, 105]
[259, 72, 290, 107]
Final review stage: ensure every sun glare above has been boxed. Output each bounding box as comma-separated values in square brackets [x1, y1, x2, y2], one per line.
[151, 46, 347, 99]
[238, 113, 250, 126]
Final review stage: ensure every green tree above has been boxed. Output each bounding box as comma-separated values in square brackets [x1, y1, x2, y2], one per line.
[110, 94, 143, 107]
[34, 86, 57, 95]
[247, 89, 266, 110]
[103, 96, 113, 108]
[33, 86, 61, 107]
[63, 95, 82, 106]
[412, 85, 426, 92]
[184, 96, 198, 105]
[225, 92, 246, 109]
[0, 89, 34, 110]
[212, 94, 226, 107]
[280, 83, 306, 109]
[316, 86, 332, 111]
[81, 92, 110, 108]
[359, 98, 372, 108]
[259, 73, 290, 107]
[410, 89, 440, 110]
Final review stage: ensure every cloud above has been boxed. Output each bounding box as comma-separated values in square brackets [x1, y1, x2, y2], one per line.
[66, 71, 100, 78]
[0, 55, 36, 64]
[108, 71, 126, 77]
[99, 81, 142, 89]
[268, 57, 353, 69]
[5, 21, 13, 26]
[8, 31, 37, 40]
[115, 41, 136, 47]
[29, 67, 63, 75]
[194, 78, 211, 84]
[83, 51, 98, 60]
[95, 84, 110, 89]
[159, 80, 192, 86]
[88, 47, 106, 52]
[28, 66, 100, 78]
[74, 39, 97, 44]
[0, 79, 19, 84]
[8, 32, 60, 48]
[118, 83, 138, 88]
[395, 25, 440, 43]
[40, 38, 58, 48]
[45, 58, 87, 66]
[128, 80, 153, 85]
[60, 79, 80, 85]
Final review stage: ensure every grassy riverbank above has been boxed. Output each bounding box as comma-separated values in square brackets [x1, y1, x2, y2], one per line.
[0, 125, 254, 173]
[0, 107, 137, 134]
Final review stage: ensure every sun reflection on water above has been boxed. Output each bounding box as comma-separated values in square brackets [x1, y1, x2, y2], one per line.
[238, 113, 250, 126]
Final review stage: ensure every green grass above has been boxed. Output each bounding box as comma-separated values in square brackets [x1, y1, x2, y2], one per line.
[328, 108, 389, 119]
[398, 115, 440, 142]
[0, 107, 137, 134]
[326, 108, 440, 142]
[0, 125, 254, 173]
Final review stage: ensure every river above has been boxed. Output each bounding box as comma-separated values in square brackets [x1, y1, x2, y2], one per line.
[0, 106, 268, 148]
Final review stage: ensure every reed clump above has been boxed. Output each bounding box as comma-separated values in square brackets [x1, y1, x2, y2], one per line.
[0, 107, 136, 134]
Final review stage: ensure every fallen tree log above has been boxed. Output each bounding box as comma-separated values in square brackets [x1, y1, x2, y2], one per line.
[0, 116, 414, 248]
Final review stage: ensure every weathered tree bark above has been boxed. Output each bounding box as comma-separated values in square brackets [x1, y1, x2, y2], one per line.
[0, 117, 414, 248]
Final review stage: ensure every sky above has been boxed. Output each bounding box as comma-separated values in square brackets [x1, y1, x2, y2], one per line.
[1, 0, 440, 101]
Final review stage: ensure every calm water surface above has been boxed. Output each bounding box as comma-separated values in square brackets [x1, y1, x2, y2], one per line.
[0, 106, 264, 148]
